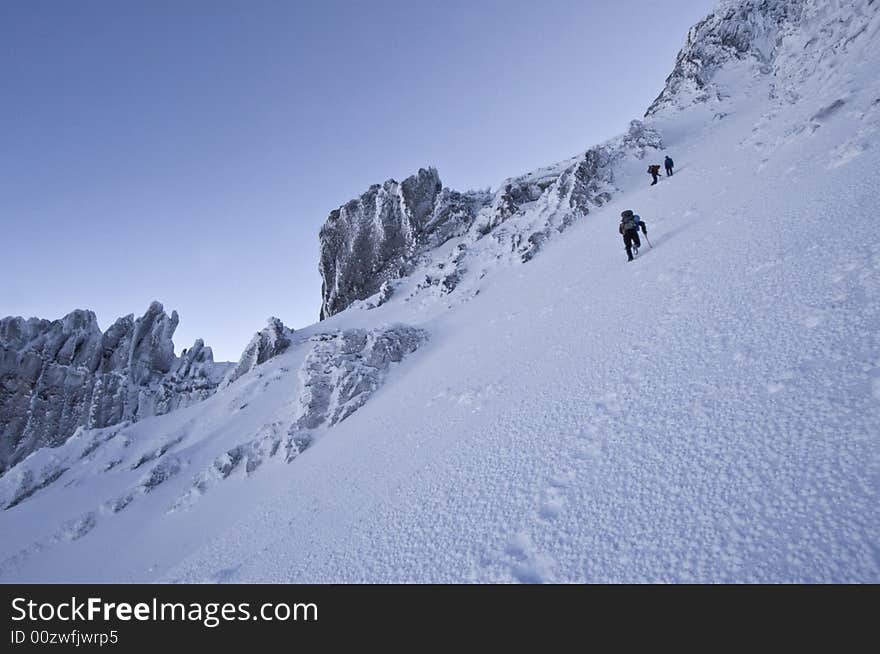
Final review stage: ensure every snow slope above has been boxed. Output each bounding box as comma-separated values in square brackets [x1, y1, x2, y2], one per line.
[0, 0, 878, 582]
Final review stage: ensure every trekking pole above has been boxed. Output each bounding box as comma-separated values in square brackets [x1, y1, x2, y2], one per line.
[644, 233, 653, 248]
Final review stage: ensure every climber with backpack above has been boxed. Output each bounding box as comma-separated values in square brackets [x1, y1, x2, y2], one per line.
[619, 210, 648, 262]
[664, 155, 674, 176]
[648, 164, 662, 185]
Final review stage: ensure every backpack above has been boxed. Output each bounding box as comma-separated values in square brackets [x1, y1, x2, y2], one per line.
[621, 214, 638, 232]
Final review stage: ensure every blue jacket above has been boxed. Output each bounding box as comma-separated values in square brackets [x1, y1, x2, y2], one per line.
[620, 214, 647, 234]
[634, 215, 646, 232]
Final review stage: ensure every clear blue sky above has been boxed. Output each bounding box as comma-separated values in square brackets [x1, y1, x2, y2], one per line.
[1, 0, 715, 361]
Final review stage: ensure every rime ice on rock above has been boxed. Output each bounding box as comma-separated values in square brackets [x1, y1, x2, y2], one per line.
[318, 121, 663, 317]
[0, 302, 230, 475]
[318, 167, 492, 319]
[645, 0, 876, 116]
[223, 317, 294, 387]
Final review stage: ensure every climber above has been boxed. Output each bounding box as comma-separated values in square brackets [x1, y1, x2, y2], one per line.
[664, 155, 674, 176]
[648, 164, 662, 185]
[619, 210, 648, 262]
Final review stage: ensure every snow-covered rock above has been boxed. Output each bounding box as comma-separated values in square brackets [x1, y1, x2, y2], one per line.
[2, 0, 878, 583]
[173, 324, 427, 511]
[473, 120, 662, 263]
[223, 317, 294, 387]
[0, 323, 427, 516]
[295, 325, 427, 430]
[320, 120, 661, 317]
[318, 167, 492, 319]
[0, 302, 230, 475]
[646, 0, 878, 115]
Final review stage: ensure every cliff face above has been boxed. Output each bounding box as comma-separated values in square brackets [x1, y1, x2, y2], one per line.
[318, 167, 492, 319]
[318, 120, 662, 317]
[0, 302, 229, 475]
[646, 0, 803, 116]
[646, 0, 878, 116]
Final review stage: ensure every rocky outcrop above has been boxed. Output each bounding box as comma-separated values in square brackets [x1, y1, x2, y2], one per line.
[646, 0, 806, 115]
[318, 167, 491, 319]
[223, 317, 294, 387]
[646, 0, 879, 116]
[295, 325, 426, 430]
[473, 120, 662, 262]
[0, 322, 427, 512]
[318, 115, 663, 317]
[0, 302, 229, 475]
[171, 324, 428, 510]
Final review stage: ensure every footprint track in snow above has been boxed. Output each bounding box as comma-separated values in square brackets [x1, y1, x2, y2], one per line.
[504, 531, 556, 584]
[538, 487, 566, 520]
[538, 469, 575, 520]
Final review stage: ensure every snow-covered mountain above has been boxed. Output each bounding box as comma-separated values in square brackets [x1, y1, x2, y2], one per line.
[318, 120, 662, 319]
[0, 302, 231, 476]
[1, 0, 877, 582]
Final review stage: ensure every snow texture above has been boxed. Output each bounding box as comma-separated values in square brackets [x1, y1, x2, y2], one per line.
[0, 0, 878, 583]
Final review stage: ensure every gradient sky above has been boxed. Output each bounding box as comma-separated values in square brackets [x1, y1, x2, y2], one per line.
[1, 0, 715, 361]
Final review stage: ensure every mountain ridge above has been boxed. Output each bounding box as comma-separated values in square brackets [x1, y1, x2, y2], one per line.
[1, 0, 877, 582]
